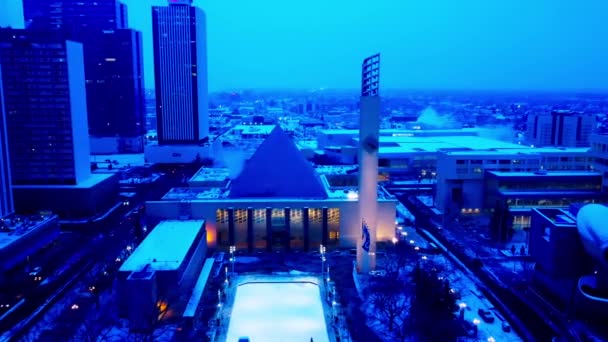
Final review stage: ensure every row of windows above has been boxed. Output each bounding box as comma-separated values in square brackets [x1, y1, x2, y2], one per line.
[216, 208, 340, 225]
[498, 182, 600, 191]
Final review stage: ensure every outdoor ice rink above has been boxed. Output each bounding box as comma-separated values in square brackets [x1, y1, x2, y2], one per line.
[226, 281, 330, 342]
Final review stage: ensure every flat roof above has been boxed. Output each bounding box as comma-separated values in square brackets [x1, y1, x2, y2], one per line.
[232, 125, 275, 135]
[533, 208, 577, 226]
[315, 165, 358, 175]
[0, 214, 57, 250]
[444, 147, 589, 156]
[320, 128, 479, 135]
[119, 220, 205, 272]
[11, 173, 114, 189]
[189, 167, 230, 182]
[372, 136, 530, 156]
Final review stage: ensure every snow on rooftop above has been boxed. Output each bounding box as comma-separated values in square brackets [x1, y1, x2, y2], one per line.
[189, 167, 230, 182]
[0, 214, 57, 250]
[119, 220, 205, 272]
[232, 124, 276, 135]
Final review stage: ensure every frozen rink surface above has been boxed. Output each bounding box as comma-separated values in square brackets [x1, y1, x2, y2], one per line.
[226, 282, 330, 342]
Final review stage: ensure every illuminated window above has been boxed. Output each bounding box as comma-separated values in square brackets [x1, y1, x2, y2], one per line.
[216, 209, 228, 224]
[235, 209, 247, 224]
[254, 209, 265, 224]
[309, 208, 322, 224]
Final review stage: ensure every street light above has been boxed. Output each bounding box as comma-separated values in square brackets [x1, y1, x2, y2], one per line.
[230, 245, 236, 274]
[487, 337, 496, 342]
[320, 245, 326, 279]
[459, 302, 467, 320]
[391, 237, 398, 244]
[472, 318, 481, 337]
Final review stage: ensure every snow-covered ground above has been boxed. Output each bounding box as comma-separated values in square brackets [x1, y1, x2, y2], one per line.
[226, 282, 329, 342]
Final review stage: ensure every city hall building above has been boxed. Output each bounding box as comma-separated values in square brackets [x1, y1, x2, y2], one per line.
[146, 126, 398, 251]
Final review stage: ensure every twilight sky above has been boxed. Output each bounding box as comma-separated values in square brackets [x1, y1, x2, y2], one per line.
[3, 0, 608, 91]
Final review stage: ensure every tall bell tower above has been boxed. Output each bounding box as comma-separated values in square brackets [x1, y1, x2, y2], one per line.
[357, 54, 380, 273]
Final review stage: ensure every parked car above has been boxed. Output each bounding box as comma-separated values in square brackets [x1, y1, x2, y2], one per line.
[478, 308, 495, 323]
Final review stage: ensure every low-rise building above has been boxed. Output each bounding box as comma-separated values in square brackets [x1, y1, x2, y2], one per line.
[146, 126, 398, 250]
[118, 219, 207, 321]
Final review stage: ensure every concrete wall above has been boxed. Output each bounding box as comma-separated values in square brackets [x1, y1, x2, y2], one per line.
[90, 136, 144, 154]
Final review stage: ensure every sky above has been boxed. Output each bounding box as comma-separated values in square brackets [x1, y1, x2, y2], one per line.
[2, 0, 608, 92]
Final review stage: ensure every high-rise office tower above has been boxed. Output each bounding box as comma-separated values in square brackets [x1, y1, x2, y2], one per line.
[0, 65, 13, 216]
[153, 0, 209, 145]
[0, 29, 90, 185]
[23, 0, 127, 32]
[83, 28, 145, 152]
[23, 0, 145, 153]
[527, 110, 595, 148]
[0, 0, 25, 29]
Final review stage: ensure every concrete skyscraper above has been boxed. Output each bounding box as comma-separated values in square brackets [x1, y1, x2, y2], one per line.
[0, 29, 90, 185]
[0, 0, 25, 29]
[83, 28, 145, 153]
[23, 0, 146, 154]
[152, 0, 209, 145]
[527, 110, 595, 148]
[0, 66, 13, 217]
[23, 0, 127, 32]
[357, 54, 381, 273]
[0, 29, 118, 218]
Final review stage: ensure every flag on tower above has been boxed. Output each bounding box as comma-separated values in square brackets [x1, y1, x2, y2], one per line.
[362, 220, 371, 252]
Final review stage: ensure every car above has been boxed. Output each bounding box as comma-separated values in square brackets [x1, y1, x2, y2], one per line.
[502, 321, 512, 332]
[478, 308, 495, 323]
[29, 266, 43, 282]
[238, 338, 250, 342]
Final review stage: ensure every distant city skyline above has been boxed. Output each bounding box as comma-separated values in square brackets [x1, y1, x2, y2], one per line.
[3, 0, 608, 92]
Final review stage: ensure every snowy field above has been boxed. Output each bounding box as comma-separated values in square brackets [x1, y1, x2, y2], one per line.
[226, 282, 329, 342]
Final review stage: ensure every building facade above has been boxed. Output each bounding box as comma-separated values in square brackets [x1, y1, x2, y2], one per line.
[152, 0, 209, 144]
[589, 133, 608, 192]
[23, 0, 127, 32]
[526, 110, 595, 148]
[84, 28, 145, 152]
[0, 66, 13, 216]
[24, 0, 145, 154]
[0, 29, 90, 185]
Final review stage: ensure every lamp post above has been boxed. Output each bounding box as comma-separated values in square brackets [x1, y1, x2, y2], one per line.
[472, 318, 481, 337]
[459, 302, 467, 320]
[320, 245, 326, 280]
[224, 266, 229, 286]
[230, 245, 236, 275]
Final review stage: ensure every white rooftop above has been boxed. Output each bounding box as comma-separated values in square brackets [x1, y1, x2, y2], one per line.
[189, 167, 230, 182]
[232, 125, 276, 136]
[119, 220, 205, 272]
[375, 136, 529, 156]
